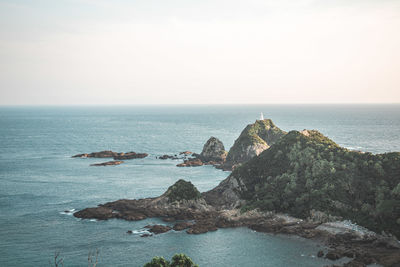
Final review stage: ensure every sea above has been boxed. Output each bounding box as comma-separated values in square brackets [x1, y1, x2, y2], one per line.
[1, 104, 399, 267]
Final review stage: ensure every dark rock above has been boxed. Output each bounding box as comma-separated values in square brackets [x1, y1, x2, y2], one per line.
[72, 150, 148, 160]
[317, 250, 324, 257]
[145, 225, 172, 234]
[173, 221, 194, 231]
[186, 221, 218, 234]
[162, 217, 176, 222]
[159, 155, 177, 160]
[127, 230, 133, 234]
[72, 151, 119, 158]
[343, 251, 355, 258]
[90, 160, 124, 166]
[73, 206, 115, 220]
[176, 158, 203, 167]
[113, 152, 148, 160]
[325, 251, 342, 260]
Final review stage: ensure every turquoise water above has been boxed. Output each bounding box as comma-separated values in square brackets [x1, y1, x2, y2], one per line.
[1, 105, 399, 266]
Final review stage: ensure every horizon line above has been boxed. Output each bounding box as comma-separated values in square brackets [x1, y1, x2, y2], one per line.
[1, 102, 400, 107]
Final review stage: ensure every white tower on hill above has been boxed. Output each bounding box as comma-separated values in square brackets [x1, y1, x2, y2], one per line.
[260, 112, 264, 120]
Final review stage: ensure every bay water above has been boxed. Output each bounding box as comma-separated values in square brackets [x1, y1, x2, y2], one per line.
[1, 105, 399, 266]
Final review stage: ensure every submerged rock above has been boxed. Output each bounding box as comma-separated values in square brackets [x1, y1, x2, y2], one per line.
[73, 150, 118, 158]
[145, 225, 172, 234]
[140, 233, 152, 238]
[90, 160, 124, 166]
[158, 154, 178, 160]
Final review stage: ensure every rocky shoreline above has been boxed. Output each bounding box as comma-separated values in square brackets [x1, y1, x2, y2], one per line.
[72, 120, 400, 266]
[74, 180, 400, 267]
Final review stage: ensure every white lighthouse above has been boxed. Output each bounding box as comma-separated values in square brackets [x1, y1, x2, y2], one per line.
[260, 112, 264, 120]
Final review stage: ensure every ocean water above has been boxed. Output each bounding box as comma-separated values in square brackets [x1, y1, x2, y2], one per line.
[0, 104, 399, 267]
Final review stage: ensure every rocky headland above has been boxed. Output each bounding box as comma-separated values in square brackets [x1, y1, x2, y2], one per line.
[222, 119, 287, 170]
[74, 125, 400, 266]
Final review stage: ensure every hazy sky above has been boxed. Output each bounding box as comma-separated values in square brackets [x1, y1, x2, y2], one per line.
[0, 0, 399, 105]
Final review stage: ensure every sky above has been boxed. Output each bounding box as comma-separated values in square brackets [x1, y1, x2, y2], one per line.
[0, 0, 399, 105]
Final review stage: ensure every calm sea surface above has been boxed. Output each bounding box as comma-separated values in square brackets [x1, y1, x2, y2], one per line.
[1, 105, 399, 266]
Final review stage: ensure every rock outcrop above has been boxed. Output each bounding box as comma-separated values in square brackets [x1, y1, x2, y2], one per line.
[199, 137, 227, 162]
[145, 224, 172, 234]
[176, 158, 204, 167]
[74, 179, 210, 222]
[113, 152, 148, 160]
[223, 119, 286, 169]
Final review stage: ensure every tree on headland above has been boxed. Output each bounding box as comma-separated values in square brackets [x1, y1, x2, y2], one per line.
[170, 254, 198, 267]
[144, 254, 198, 267]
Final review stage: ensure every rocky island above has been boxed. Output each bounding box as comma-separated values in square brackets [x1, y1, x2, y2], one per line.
[177, 137, 227, 167]
[74, 123, 400, 266]
[72, 150, 148, 166]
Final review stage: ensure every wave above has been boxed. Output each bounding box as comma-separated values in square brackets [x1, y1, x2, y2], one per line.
[59, 208, 75, 215]
[128, 228, 151, 235]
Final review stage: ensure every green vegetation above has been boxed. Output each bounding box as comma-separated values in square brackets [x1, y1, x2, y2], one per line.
[144, 256, 170, 267]
[165, 179, 201, 203]
[234, 130, 400, 237]
[226, 119, 286, 164]
[144, 254, 198, 267]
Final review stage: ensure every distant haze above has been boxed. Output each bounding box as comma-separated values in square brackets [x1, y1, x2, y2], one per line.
[0, 0, 399, 105]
